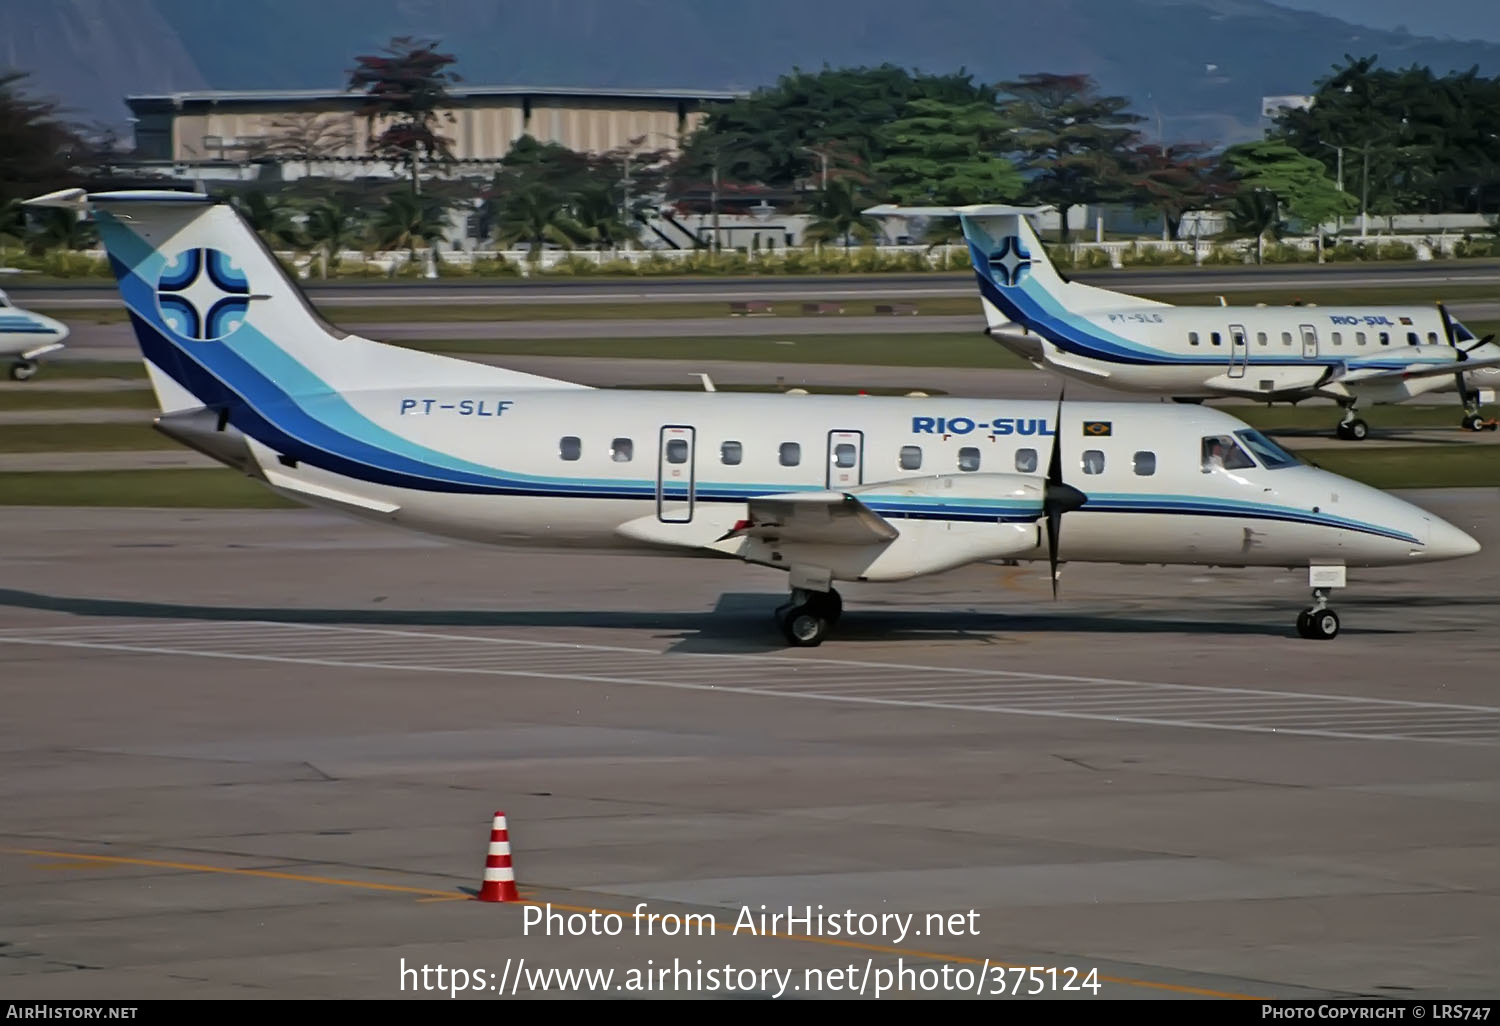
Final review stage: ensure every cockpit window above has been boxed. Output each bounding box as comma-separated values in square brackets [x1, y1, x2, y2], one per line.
[1201, 434, 1256, 472]
[1452, 319, 1477, 342]
[1234, 429, 1300, 469]
[0, 290, 10, 308]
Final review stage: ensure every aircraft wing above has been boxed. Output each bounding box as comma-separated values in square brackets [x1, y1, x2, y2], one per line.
[717, 491, 901, 545]
[1334, 355, 1500, 385]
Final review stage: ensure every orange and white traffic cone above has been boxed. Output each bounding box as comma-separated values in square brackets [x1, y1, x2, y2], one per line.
[477, 811, 519, 902]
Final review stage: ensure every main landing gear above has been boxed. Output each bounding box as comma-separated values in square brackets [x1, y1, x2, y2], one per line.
[775, 587, 842, 647]
[1461, 402, 1498, 432]
[1296, 588, 1340, 640]
[1335, 403, 1368, 441]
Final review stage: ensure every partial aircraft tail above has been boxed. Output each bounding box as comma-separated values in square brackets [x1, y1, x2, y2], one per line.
[23, 188, 586, 416]
[866, 204, 1166, 336]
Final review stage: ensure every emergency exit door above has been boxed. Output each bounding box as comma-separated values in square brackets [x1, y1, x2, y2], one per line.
[656, 425, 696, 523]
[826, 430, 864, 488]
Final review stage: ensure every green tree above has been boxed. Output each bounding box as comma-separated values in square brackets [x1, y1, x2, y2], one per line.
[1225, 189, 1286, 265]
[1222, 140, 1355, 235]
[679, 65, 999, 189]
[1271, 55, 1500, 215]
[302, 195, 365, 275]
[348, 36, 461, 196]
[873, 98, 1022, 205]
[229, 190, 302, 248]
[22, 207, 95, 256]
[804, 178, 882, 252]
[489, 185, 590, 260]
[998, 73, 1144, 243]
[370, 191, 450, 259]
[0, 72, 87, 208]
[1125, 143, 1233, 241]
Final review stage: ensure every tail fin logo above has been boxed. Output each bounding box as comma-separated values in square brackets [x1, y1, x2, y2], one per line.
[156, 247, 250, 342]
[987, 236, 1032, 287]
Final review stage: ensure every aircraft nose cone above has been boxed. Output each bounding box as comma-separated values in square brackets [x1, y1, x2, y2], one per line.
[1424, 516, 1481, 561]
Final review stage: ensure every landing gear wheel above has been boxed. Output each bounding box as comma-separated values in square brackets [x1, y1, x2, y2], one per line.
[1462, 413, 1485, 432]
[9, 360, 37, 382]
[1296, 607, 1340, 640]
[809, 587, 842, 624]
[1335, 418, 1368, 441]
[782, 606, 831, 647]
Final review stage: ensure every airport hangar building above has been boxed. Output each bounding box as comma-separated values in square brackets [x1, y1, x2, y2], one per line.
[124, 84, 743, 174]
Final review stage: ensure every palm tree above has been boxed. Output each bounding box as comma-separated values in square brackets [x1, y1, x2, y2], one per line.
[572, 183, 632, 251]
[1227, 188, 1285, 265]
[370, 191, 450, 261]
[303, 196, 365, 276]
[804, 178, 881, 253]
[489, 184, 591, 261]
[230, 190, 302, 249]
[23, 208, 96, 256]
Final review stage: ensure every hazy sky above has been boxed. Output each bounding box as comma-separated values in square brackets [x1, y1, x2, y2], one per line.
[1269, 0, 1500, 43]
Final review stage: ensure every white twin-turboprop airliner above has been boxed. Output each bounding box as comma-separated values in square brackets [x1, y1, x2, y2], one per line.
[26, 187, 1481, 645]
[866, 204, 1500, 439]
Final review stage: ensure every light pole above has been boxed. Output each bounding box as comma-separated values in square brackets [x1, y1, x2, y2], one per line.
[800, 145, 828, 192]
[1317, 139, 1344, 236]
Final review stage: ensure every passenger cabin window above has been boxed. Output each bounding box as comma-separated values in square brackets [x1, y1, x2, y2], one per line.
[1356, 331, 1367, 345]
[1200, 434, 1256, 472]
[1081, 450, 1105, 475]
[1210, 331, 1222, 346]
[1132, 451, 1156, 476]
[1015, 448, 1038, 473]
[832, 443, 857, 468]
[611, 438, 633, 463]
[1281, 331, 1293, 346]
[957, 446, 981, 472]
[1256, 331, 1268, 345]
[720, 441, 743, 465]
[898, 445, 922, 470]
[1407, 331, 1419, 346]
[665, 439, 688, 464]
[559, 436, 581, 461]
[1188, 331, 1200, 346]
[779, 442, 801, 467]
[1427, 331, 1438, 344]
[1379, 332, 1390, 345]
[1331, 331, 1342, 346]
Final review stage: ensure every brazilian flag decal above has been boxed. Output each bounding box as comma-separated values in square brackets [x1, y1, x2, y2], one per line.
[1082, 421, 1112, 437]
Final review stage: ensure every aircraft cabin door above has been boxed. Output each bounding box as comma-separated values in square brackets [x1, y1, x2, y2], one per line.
[826, 430, 864, 489]
[1300, 323, 1319, 359]
[656, 425, 696, 523]
[1228, 323, 1249, 378]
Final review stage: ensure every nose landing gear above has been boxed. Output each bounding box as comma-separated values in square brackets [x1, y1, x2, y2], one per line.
[1296, 588, 1340, 639]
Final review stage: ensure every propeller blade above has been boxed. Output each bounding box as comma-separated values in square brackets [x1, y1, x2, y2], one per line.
[1046, 509, 1061, 599]
[1039, 389, 1088, 598]
[1437, 300, 1457, 348]
[1462, 334, 1495, 356]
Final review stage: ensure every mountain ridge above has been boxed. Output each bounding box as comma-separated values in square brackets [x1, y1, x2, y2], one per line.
[4, 0, 1499, 146]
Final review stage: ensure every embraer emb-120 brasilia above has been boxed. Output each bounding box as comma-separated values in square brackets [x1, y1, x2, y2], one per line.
[866, 204, 1500, 440]
[26, 187, 1481, 645]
